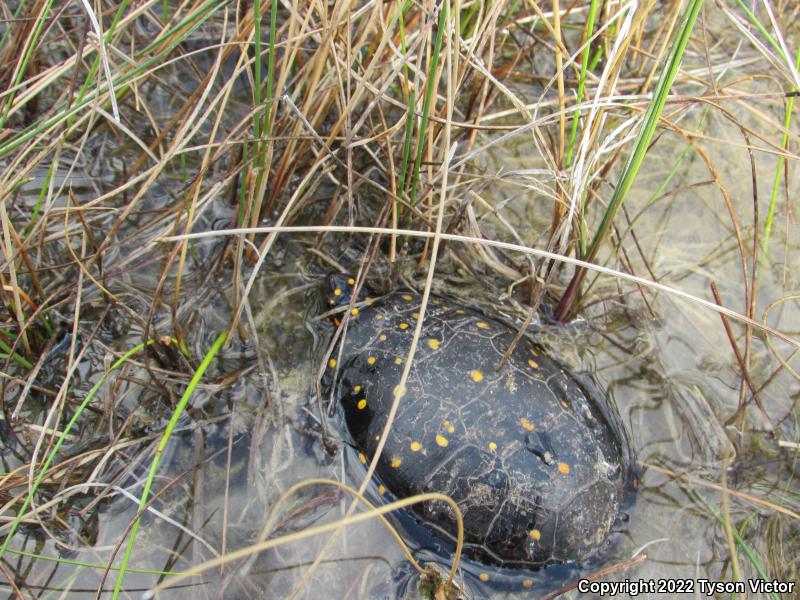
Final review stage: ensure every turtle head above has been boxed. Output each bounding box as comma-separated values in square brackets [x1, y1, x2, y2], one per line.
[325, 273, 370, 310]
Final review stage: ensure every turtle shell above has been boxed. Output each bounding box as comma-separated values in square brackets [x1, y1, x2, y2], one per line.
[323, 276, 635, 571]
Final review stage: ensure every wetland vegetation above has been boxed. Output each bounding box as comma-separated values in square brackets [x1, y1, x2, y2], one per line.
[0, 0, 798, 598]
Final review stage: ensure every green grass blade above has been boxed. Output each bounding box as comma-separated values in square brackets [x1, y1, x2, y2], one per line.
[5, 547, 194, 577]
[254, 0, 263, 142]
[24, 156, 57, 237]
[734, 0, 790, 63]
[584, 0, 703, 263]
[397, 88, 416, 198]
[250, 0, 279, 219]
[565, 0, 598, 169]
[459, 1, 480, 39]
[0, 0, 57, 130]
[692, 490, 780, 600]
[112, 330, 228, 599]
[0, 329, 34, 369]
[759, 44, 799, 278]
[238, 138, 251, 226]
[264, 0, 279, 131]
[395, 2, 414, 197]
[408, 0, 448, 205]
[0, 1, 28, 50]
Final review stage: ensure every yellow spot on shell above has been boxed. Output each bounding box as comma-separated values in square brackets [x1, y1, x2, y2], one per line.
[333, 288, 342, 296]
[427, 339, 441, 350]
[447, 424, 454, 433]
[479, 573, 489, 582]
[379, 334, 387, 341]
[367, 356, 377, 365]
[402, 294, 413, 302]
[528, 359, 539, 369]
[327, 358, 336, 368]
[398, 322, 409, 330]
[470, 370, 484, 382]
[523, 579, 533, 589]
[353, 385, 362, 393]
[347, 277, 355, 285]
[358, 452, 366, 464]
[488, 441, 497, 451]
[558, 462, 570, 474]
[435, 434, 449, 447]
[529, 529, 541, 541]
[455, 309, 465, 314]
[357, 399, 367, 410]
[378, 485, 385, 494]
[351, 307, 359, 316]
[520, 418, 535, 431]
[411, 312, 420, 319]
[394, 357, 403, 365]
[393, 385, 407, 398]
[476, 321, 489, 329]
[390, 458, 402, 468]
[410, 441, 422, 452]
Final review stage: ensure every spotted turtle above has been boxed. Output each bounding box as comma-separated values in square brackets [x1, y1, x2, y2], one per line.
[322, 274, 636, 587]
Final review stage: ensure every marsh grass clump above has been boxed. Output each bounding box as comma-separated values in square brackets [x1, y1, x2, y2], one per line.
[0, 0, 798, 598]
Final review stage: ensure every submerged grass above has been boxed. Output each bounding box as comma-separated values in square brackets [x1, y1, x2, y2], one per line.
[692, 490, 781, 600]
[4, 547, 191, 577]
[0, 339, 161, 560]
[113, 330, 227, 598]
[0, 0, 798, 598]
